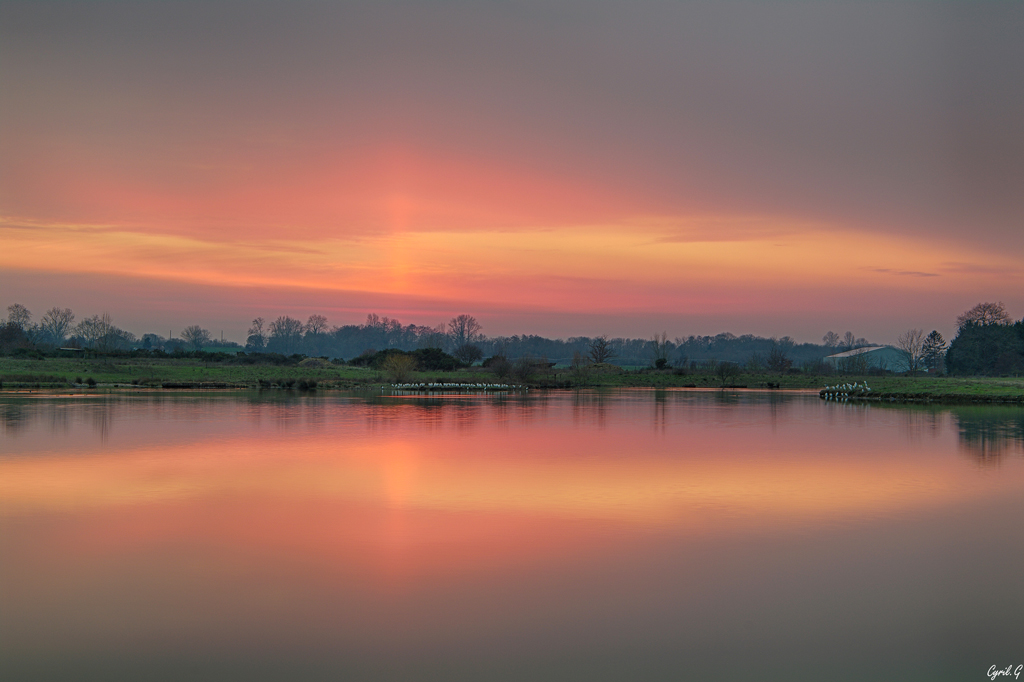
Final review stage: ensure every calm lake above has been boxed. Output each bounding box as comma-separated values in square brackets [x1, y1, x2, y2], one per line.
[2, 389, 1023, 681]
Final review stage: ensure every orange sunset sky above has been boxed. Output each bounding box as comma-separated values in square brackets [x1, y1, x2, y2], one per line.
[1, 1, 1022, 343]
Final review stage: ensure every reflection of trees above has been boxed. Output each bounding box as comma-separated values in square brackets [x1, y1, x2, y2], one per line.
[653, 389, 667, 432]
[48, 403, 70, 435]
[861, 402, 1024, 463]
[572, 389, 610, 428]
[1, 402, 29, 436]
[954, 408, 1024, 464]
[363, 395, 539, 433]
[88, 398, 117, 442]
[712, 391, 741, 406]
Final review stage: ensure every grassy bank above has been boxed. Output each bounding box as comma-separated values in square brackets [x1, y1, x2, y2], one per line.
[1, 356, 1022, 402]
[818, 376, 1024, 403]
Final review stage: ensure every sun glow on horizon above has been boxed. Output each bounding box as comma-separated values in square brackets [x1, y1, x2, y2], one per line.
[1, 212, 1018, 331]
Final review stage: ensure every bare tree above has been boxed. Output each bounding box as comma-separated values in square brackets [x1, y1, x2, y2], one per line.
[75, 313, 131, 352]
[417, 324, 448, 350]
[715, 361, 741, 387]
[40, 307, 75, 345]
[650, 332, 671, 368]
[842, 331, 856, 351]
[822, 331, 840, 350]
[269, 316, 304, 353]
[74, 315, 104, 348]
[181, 325, 212, 350]
[447, 314, 482, 348]
[588, 335, 616, 364]
[896, 328, 925, 374]
[306, 314, 328, 336]
[74, 313, 117, 350]
[956, 302, 1011, 329]
[247, 317, 268, 350]
[6, 303, 31, 330]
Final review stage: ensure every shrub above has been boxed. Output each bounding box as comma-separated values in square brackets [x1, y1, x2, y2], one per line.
[86, 377, 97, 387]
[382, 354, 417, 383]
[453, 343, 484, 366]
[570, 351, 592, 386]
[510, 356, 535, 383]
[487, 356, 511, 381]
[715, 361, 741, 386]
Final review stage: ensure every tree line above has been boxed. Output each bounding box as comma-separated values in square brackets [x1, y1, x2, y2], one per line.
[2, 301, 1020, 376]
[0, 303, 870, 369]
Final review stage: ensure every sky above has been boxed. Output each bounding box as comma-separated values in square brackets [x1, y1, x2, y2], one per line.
[1, 0, 1022, 344]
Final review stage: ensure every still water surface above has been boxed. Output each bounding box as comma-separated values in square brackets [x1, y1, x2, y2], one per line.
[2, 389, 1023, 681]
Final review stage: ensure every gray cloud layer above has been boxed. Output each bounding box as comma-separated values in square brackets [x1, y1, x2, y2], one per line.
[3, 1, 1022, 246]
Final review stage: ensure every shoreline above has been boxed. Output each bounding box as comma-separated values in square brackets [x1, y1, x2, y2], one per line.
[2, 384, 1022, 406]
[1, 355, 1022, 404]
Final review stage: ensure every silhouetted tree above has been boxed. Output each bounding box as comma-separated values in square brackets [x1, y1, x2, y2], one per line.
[453, 343, 483, 365]
[75, 314, 110, 349]
[588, 336, 616, 364]
[822, 331, 839, 350]
[7, 303, 31, 330]
[182, 325, 212, 350]
[447, 314, 482, 348]
[956, 302, 1011, 330]
[306, 314, 328, 336]
[0, 321, 31, 353]
[246, 317, 269, 351]
[39, 307, 75, 346]
[946, 320, 1024, 376]
[268, 316, 304, 353]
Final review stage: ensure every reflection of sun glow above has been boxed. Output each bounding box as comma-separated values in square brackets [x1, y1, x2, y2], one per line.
[3, 427, 1022, 528]
[378, 439, 420, 508]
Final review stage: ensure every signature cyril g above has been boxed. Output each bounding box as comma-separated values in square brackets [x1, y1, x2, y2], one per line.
[988, 665, 1023, 680]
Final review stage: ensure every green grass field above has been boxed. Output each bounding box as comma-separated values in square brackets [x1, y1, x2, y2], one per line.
[1, 356, 1022, 401]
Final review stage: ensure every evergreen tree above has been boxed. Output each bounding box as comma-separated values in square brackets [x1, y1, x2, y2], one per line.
[921, 330, 947, 373]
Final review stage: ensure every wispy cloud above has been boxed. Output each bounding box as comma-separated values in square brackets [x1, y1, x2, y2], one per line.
[864, 267, 938, 278]
[939, 261, 1021, 276]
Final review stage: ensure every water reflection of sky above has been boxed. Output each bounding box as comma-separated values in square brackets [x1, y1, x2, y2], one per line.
[1, 391, 1022, 681]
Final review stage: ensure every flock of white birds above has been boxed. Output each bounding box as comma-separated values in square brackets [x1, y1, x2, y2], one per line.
[821, 382, 871, 401]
